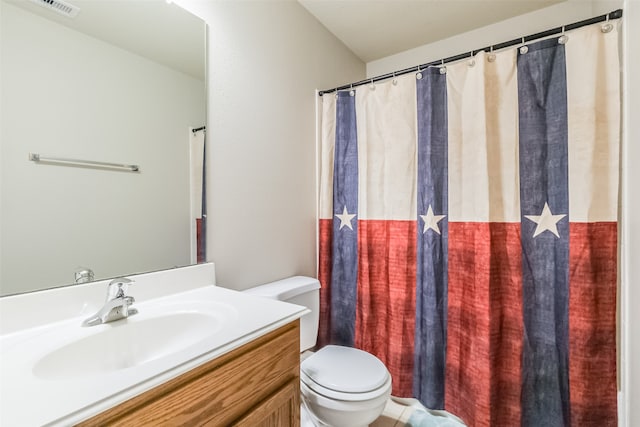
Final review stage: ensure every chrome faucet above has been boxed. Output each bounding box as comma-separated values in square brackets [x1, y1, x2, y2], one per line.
[81, 277, 138, 327]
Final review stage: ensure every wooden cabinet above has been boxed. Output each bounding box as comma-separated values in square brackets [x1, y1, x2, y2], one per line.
[78, 320, 300, 427]
[231, 379, 299, 427]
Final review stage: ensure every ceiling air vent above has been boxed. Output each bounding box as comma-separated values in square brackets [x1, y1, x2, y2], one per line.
[28, 0, 80, 18]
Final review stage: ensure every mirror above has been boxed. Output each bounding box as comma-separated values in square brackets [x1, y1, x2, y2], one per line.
[0, 0, 207, 296]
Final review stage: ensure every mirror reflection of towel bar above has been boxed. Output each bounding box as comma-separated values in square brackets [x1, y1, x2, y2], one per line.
[29, 153, 139, 172]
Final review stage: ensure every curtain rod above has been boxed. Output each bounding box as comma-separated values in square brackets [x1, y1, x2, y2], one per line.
[318, 9, 623, 96]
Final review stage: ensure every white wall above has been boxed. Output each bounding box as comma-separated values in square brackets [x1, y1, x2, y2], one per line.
[367, 1, 622, 77]
[175, 0, 365, 289]
[0, 3, 205, 295]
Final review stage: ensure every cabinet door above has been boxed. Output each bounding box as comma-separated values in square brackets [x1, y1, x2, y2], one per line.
[230, 379, 299, 427]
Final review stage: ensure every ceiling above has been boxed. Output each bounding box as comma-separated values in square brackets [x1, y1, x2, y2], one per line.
[4, 0, 206, 80]
[298, 0, 567, 62]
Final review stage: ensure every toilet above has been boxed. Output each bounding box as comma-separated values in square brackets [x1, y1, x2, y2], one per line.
[243, 276, 392, 427]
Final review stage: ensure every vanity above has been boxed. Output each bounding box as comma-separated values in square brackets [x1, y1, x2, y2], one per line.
[0, 264, 306, 426]
[80, 321, 300, 426]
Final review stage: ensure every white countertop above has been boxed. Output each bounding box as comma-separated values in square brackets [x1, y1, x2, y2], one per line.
[0, 280, 307, 426]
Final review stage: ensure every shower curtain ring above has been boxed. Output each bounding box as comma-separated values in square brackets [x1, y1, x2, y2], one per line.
[392, 72, 398, 86]
[488, 45, 496, 63]
[558, 25, 569, 45]
[468, 50, 476, 67]
[349, 83, 355, 97]
[416, 65, 423, 80]
[601, 14, 614, 33]
[519, 37, 529, 54]
[439, 59, 446, 75]
[369, 78, 376, 90]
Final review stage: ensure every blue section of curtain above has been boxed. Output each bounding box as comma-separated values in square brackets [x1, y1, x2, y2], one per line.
[517, 38, 570, 427]
[414, 68, 449, 409]
[330, 91, 359, 346]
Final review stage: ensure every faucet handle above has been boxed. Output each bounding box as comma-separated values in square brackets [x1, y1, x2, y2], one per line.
[106, 277, 134, 300]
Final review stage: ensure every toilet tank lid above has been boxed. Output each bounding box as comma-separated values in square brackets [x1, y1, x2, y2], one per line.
[243, 276, 320, 300]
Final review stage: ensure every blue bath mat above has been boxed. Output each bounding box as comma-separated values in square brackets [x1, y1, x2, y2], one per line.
[391, 397, 466, 427]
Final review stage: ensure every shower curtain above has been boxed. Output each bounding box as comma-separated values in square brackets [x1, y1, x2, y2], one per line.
[190, 128, 206, 263]
[318, 23, 619, 427]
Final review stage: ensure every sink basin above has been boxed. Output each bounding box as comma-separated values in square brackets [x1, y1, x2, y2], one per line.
[33, 302, 236, 380]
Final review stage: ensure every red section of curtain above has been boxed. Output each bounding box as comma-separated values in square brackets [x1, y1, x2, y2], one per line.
[446, 222, 523, 426]
[356, 220, 417, 398]
[568, 222, 618, 427]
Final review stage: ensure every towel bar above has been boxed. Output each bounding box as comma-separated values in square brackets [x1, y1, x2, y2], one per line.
[29, 153, 139, 172]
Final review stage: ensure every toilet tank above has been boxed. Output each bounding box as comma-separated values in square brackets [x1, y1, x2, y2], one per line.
[243, 276, 320, 352]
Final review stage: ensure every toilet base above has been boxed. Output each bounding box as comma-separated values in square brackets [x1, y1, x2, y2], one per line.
[300, 379, 390, 427]
[301, 403, 369, 427]
[301, 403, 315, 427]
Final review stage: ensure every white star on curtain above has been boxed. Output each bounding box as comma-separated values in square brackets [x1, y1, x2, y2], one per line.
[420, 205, 446, 234]
[335, 206, 356, 230]
[524, 202, 567, 238]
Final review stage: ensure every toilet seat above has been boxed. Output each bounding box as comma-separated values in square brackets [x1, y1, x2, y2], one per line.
[301, 369, 392, 402]
[300, 345, 391, 402]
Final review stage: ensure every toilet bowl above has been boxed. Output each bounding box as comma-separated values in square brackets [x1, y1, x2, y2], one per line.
[300, 345, 392, 427]
[243, 277, 392, 427]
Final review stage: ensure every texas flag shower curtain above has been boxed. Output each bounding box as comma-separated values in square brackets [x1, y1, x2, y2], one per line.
[318, 23, 619, 427]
